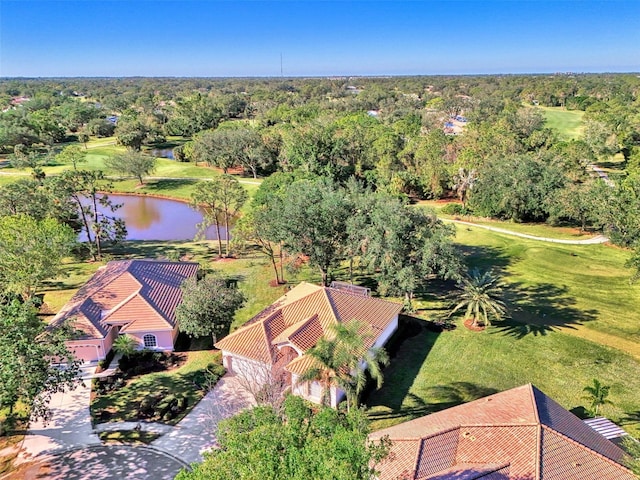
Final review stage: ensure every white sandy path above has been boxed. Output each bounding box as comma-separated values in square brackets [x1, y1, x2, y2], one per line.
[444, 218, 609, 245]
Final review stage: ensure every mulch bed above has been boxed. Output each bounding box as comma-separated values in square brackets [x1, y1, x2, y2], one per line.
[463, 318, 486, 332]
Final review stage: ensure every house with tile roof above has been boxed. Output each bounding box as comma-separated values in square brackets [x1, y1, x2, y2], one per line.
[369, 384, 635, 480]
[50, 259, 198, 363]
[215, 281, 403, 407]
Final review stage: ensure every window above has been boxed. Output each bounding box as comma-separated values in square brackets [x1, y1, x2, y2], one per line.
[143, 334, 157, 348]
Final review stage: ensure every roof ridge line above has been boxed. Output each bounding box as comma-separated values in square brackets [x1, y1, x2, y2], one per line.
[287, 313, 320, 339]
[528, 383, 543, 480]
[541, 425, 633, 473]
[100, 283, 142, 322]
[322, 288, 340, 325]
[261, 320, 276, 363]
[458, 422, 539, 429]
[472, 462, 511, 479]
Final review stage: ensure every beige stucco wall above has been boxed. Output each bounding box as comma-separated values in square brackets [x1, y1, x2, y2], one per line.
[127, 330, 175, 351]
[67, 339, 105, 363]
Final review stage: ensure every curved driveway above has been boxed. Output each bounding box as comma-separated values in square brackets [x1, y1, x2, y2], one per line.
[13, 445, 187, 480]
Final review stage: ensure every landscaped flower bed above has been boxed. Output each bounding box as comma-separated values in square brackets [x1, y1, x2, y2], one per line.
[91, 350, 224, 425]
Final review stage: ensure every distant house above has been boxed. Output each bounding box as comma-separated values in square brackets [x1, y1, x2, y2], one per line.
[369, 384, 635, 480]
[50, 259, 198, 363]
[215, 282, 403, 407]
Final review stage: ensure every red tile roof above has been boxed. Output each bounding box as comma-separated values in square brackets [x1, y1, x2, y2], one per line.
[215, 282, 402, 372]
[370, 384, 635, 480]
[50, 260, 198, 339]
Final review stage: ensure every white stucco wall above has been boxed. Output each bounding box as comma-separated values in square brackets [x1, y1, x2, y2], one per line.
[374, 314, 399, 349]
[222, 352, 272, 385]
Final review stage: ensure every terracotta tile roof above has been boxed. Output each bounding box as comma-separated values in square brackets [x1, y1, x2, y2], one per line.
[424, 463, 510, 480]
[272, 314, 324, 352]
[415, 428, 459, 478]
[50, 260, 198, 339]
[375, 439, 421, 480]
[370, 384, 635, 480]
[540, 427, 634, 480]
[215, 281, 402, 371]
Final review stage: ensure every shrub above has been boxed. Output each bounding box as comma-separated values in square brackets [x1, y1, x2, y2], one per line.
[97, 348, 116, 371]
[186, 363, 226, 389]
[440, 203, 468, 216]
[119, 350, 170, 377]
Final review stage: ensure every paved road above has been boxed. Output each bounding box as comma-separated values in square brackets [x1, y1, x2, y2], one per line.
[445, 219, 609, 245]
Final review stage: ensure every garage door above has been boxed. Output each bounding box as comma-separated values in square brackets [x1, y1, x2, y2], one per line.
[69, 344, 101, 363]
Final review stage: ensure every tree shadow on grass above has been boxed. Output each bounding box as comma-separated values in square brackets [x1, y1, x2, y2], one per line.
[367, 382, 499, 423]
[619, 410, 640, 427]
[456, 244, 514, 275]
[494, 282, 598, 339]
[365, 318, 437, 412]
[104, 240, 218, 263]
[143, 178, 198, 193]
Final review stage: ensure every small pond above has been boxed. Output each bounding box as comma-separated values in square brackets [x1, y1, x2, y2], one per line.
[80, 194, 227, 241]
[149, 148, 175, 159]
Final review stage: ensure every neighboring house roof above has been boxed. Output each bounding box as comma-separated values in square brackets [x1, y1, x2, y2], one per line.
[369, 384, 635, 480]
[215, 282, 402, 370]
[50, 259, 199, 339]
[584, 417, 630, 441]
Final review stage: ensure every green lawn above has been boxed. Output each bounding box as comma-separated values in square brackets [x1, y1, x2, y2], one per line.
[538, 106, 585, 141]
[366, 317, 640, 438]
[90, 350, 222, 425]
[451, 225, 640, 355]
[418, 201, 596, 241]
[366, 223, 640, 435]
[98, 430, 160, 445]
[0, 139, 261, 200]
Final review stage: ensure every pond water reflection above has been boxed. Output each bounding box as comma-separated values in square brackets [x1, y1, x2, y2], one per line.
[81, 194, 227, 241]
[149, 148, 175, 159]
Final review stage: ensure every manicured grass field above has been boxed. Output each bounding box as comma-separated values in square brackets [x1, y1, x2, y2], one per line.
[366, 317, 640, 438]
[0, 136, 262, 200]
[452, 225, 640, 354]
[365, 223, 640, 436]
[419, 201, 596, 241]
[538, 106, 585, 141]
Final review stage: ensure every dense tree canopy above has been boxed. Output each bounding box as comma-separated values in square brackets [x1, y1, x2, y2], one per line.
[175, 395, 390, 480]
[0, 300, 80, 420]
[0, 215, 76, 300]
[175, 274, 245, 344]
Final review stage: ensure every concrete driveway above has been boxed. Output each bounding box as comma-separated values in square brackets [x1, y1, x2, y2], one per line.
[17, 366, 101, 464]
[151, 373, 254, 465]
[14, 369, 252, 477]
[11, 445, 187, 480]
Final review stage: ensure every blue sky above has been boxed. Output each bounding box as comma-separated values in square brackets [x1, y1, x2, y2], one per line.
[1, 1, 639, 77]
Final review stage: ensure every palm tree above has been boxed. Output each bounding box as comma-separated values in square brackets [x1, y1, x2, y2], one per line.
[449, 269, 507, 328]
[112, 334, 138, 357]
[583, 378, 613, 416]
[298, 320, 389, 412]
